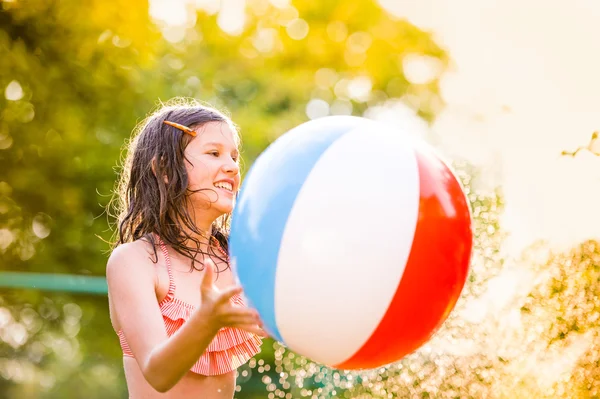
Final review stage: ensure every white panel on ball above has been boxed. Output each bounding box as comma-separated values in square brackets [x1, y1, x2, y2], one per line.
[274, 122, 421, 366]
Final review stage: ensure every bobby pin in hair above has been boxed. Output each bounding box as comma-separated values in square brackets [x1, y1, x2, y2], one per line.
[163, 120, 197, 137]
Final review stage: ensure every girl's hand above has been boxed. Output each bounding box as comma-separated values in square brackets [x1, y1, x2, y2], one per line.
[198, 259, 267, 337]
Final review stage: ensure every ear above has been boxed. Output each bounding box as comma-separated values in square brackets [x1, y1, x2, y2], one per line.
[151, 157, 169, 184]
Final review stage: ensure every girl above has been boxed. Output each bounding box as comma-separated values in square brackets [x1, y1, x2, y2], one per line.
[106, 98, 264, 398]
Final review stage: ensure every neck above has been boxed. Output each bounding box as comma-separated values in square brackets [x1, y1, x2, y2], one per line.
[175, 204, 223, 253]
[183, 210, 218, 253]
[182, 227, 211, 253]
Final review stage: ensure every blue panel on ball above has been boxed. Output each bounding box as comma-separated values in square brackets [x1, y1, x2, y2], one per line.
[230, 116, 365, 343]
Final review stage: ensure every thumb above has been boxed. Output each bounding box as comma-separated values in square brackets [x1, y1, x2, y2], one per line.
[200, 258, 215, 290]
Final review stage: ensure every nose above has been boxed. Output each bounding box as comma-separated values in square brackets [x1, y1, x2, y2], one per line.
[223, 157, 240, 174]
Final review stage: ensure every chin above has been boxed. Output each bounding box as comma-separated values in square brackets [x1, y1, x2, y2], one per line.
[214, 201, 234, 215]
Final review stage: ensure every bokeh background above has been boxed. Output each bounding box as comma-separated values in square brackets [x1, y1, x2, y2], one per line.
[1, 0, 600, 398]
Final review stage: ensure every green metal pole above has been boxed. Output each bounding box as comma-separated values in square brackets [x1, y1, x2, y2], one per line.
[0, 272, 108, 295]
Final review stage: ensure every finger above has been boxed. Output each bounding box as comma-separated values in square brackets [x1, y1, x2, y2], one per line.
[200, 259, 215, 290]
[221, 314, 261, 327]
[245, 324, 269, 337]
[217, 307, 260, 325]
[215, 285, 243, 305]
[232, 323, 270, 337]
[256, 327, 269, 338]
[219, 307, 259, 319]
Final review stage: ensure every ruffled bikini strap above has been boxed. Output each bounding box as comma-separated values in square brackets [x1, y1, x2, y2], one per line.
[156, 235, 176, 301]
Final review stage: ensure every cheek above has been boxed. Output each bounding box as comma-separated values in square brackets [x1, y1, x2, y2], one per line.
[185, 162, 210, 188]
[234, 174, 241, 191]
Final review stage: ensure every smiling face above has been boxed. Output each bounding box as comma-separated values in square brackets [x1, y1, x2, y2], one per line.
[185, 121, 241, 218]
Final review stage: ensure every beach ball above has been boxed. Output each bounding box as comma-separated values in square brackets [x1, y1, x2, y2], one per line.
[229, 115, 472, 370]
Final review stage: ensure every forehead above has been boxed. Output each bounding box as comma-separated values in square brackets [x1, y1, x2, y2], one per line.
[187, 122, 239, 150]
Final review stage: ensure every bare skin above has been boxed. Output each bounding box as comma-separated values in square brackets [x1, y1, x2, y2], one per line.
[107, 238, 262, 398]
[107, 122, 264, 398]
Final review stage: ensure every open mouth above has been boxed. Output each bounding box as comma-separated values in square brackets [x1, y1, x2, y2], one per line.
[214, 181, 233, 193]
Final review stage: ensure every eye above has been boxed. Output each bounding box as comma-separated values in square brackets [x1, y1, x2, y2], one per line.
[231, 154, 239, 162]
[208, 151, 219, 157]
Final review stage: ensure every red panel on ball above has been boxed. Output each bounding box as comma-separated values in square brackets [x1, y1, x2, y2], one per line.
[335, 147, 473, 370]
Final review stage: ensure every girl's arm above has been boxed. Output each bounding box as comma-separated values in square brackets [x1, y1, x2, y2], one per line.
[106, 242, 263, 393]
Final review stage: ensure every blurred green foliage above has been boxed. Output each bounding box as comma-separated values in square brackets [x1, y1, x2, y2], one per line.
[2, 1, 600, 398]
[0, 0, 447, 397]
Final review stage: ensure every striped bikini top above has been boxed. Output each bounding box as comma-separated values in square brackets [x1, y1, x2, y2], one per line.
[117, 237, 262, 376]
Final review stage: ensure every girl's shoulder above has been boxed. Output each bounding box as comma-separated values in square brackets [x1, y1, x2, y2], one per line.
[106, 237, 160, 282]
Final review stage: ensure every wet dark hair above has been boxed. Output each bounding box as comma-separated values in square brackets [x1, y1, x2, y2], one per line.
[109, 97, 240, 272]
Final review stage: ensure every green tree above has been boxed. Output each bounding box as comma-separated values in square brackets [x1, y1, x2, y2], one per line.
[1, 0, 447, 397]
